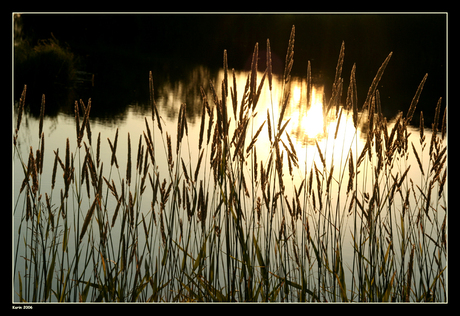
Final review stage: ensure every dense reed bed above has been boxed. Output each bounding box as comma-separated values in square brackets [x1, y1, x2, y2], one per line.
[13, 26, 447, 302]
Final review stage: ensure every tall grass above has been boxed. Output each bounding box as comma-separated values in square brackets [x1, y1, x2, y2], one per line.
[13, 25, 447, 302]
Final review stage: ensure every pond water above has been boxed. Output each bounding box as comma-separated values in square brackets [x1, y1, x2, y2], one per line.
[13, 14, 447, 301]
[13, 63, 447, 301]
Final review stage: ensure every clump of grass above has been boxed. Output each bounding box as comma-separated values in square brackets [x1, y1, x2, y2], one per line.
[15, 34, 77, 86]
[13, 25, 446, 302]
[15, 34, 77, 115]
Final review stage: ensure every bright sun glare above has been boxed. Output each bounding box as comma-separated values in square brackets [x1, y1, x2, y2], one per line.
[303, 86, 324, 138]
[286, 83, 326, 146]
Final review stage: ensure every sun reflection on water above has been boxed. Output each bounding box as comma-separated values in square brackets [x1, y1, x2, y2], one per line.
[288, 81, 328, 146]
[304, 85, 325, 138]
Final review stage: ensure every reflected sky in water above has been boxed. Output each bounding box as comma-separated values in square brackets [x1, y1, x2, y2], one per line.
[13, 62, 446, 301]
[14, 63, 444, 195]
